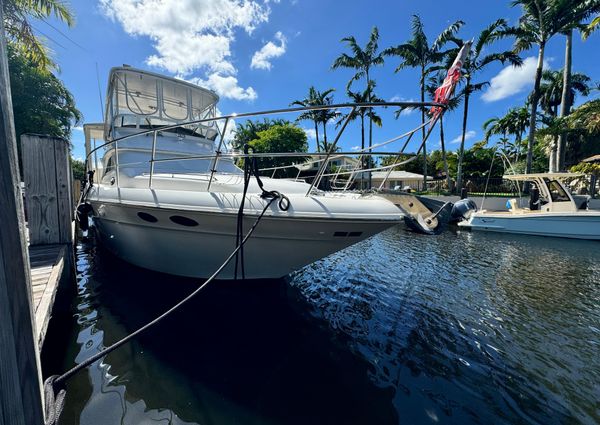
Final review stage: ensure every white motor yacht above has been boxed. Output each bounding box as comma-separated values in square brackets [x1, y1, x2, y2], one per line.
[82, 67, 403, 279]
[458, 173, 600, 240]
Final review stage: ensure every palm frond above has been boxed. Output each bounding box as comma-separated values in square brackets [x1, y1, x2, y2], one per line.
[432, 20, 464, 52]
[477, 51, 523, 70]
[365, 26, 379, 57]
[474, 18, 509, 56]
[3, 0, 75, 70]
[582, 15, 600, 39]
[331, 53, 359, 70]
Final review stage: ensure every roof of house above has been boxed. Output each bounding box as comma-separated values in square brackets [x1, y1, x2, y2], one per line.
[358, 170, 433, 181]
[583, 154, 600, 163]
[372, 171, 433, 180]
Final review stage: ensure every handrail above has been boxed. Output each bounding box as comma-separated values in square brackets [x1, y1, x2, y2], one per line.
[84, 101, 447, 196]
[207, 117, 229, 191]
[84, 101, 445, 163]
[306, 106, 356, 195]
[148, 130, 158, 188]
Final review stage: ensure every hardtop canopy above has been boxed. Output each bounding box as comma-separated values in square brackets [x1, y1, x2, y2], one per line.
[104, 67, 219, 139]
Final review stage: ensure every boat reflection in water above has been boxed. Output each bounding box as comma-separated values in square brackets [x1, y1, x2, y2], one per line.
[44, 226, 600, 424]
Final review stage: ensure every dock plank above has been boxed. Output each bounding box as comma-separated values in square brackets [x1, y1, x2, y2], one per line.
[28, 244, 68, 348]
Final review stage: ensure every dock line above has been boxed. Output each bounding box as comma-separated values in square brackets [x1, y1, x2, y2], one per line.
[44, 171, 289, 425]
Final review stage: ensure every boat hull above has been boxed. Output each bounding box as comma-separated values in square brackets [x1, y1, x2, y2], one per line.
[459, 212, 600, 240]
[90, 199, 400, 279]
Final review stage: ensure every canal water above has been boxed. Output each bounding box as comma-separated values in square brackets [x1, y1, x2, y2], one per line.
[43, 226, 600, 425]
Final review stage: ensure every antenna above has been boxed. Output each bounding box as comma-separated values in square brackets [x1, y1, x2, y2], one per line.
[95, 62, 104, 122]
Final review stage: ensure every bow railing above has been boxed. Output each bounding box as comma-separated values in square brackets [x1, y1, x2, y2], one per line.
[84, 101, 445, 196]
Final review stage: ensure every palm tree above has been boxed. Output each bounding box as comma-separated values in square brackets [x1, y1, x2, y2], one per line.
[314, 90, 339, 152]
[510, 0, 600, 176]
[332, 26, 384, 177]
[557, 7, 600, 171]
[384, 15, 463, 188]
[504, 106, 531, 160]
[537, 69, 591, 170]
[3, 0, 75, 70]
[290, 86, 335, 152]
[337, 81, 383, 188]
[453, 19, 522, 192]
[484, 106, 531, 163]
[483, 116, 510, 144]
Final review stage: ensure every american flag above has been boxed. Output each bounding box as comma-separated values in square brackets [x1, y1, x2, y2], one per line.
[430, 41, 471, 117]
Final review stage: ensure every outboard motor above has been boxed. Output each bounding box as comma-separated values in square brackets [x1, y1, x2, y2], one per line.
[76, 203, 93, 231]
[450, 198, 477, 223]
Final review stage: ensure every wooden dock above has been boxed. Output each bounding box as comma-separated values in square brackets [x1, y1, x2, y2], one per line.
[30, 244, 69, 348]
[21, 133, 75, 351]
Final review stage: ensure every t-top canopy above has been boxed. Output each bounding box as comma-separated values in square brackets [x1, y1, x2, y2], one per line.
[104, 67, 219, 139]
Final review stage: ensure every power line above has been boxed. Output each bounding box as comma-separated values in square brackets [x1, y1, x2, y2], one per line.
[31, 25, 68, 50]
[39, 19, 89, 53]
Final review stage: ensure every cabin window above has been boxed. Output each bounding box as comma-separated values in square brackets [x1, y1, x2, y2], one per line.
[545, 179, 570, 202]
[163, 83, 189, 120]
[137, 212, 158, 223]
[105, 156, 115, 174]
[123, 73, 158, 115]
[169, 215, 199, 227]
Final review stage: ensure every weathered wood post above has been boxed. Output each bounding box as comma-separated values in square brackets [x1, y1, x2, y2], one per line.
[0, 2, 45, 423]
[21, 135, 73, 246]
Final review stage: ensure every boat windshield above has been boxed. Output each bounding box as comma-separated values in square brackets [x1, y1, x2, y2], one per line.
[544, 178, 571, 202]
[105, 68, 219, 140]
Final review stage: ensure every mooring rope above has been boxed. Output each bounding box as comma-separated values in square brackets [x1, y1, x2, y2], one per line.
[45, 168, 289, 425]
[234, 145, 290, 279]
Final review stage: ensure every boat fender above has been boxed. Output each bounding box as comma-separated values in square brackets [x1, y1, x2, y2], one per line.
[76, 203, 93, 231]
[450, 198, 477, 222]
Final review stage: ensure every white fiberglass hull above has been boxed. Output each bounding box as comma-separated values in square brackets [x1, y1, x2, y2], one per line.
[458, 211, 600, 240]
[88, 186, 402, 279]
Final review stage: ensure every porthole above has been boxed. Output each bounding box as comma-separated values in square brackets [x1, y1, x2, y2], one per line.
[169, 215, 198, 227]
[137, 211, 158, 223]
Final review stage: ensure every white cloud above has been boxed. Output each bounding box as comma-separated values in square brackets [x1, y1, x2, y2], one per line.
[482, 56, 549, 102]
[450, 130, 476, 144]
[73, 126, 83, 132]
[351, 145, 361, 151]
[188, 73, 257, 101]
[303, 128, 316, 140]
[99, 0, 270, 101]
[251, 31, 286, 70]
[390, 95, 417, 116]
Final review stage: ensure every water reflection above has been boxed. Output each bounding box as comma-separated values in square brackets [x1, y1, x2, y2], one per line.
[293, 227, 600, 424]
[48, 240, 397, 425]
[44, 226, 600, 425]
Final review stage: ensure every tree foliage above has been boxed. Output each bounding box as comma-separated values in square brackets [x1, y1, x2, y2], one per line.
[379, 141, 548, 181]
[291, 86, 337, 152]
[8, 44, 81, 146]
[570, 161, 600, 177]
[3, 0, 75, 71]
[384, 15, 463, 186]
[510, 0, 600, 174]
[243, 122, 308, 178]
[231, 118, 289, 150]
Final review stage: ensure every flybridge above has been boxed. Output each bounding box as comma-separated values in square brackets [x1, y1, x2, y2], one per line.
[104, 67, 219, 140]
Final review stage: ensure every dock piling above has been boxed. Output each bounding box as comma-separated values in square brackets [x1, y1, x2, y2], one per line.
[0, 6, 45, 424]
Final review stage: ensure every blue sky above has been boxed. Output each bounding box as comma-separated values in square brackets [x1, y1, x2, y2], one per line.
[37, 0, 599, 161]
